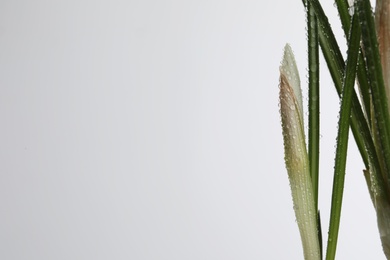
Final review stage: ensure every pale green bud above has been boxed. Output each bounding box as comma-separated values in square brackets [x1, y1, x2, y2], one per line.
[279, 44, 321, 260]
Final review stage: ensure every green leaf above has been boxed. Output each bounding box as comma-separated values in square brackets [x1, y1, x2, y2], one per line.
[356, 0, 390, 196]
[325, 11, 361, 260]
[305, 0, 372, 168]
[334, 0, 372, 123]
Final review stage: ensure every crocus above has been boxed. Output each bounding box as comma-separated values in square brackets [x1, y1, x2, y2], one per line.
[279, 44, 321, 260]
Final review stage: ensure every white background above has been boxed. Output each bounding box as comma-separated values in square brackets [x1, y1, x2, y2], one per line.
[0, 0, 384, 259]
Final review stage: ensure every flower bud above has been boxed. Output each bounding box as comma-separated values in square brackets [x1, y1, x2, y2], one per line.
[279, 44, 321, 260]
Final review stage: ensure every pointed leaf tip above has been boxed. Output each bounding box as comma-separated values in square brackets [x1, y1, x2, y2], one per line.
[280, 44, 304, 119]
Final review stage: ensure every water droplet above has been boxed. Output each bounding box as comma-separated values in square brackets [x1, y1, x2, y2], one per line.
[348, 6, 355, 16]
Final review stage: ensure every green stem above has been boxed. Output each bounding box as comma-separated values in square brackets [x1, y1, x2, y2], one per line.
[308, 0, 320, 210]
[307, 2, 322, 255]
